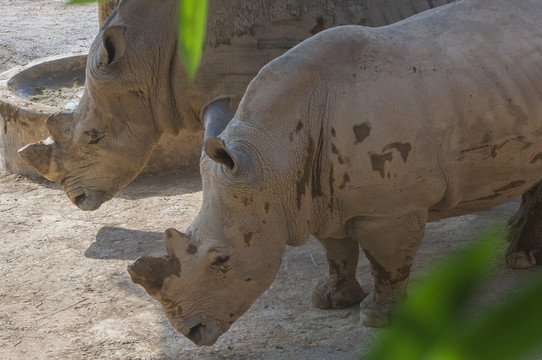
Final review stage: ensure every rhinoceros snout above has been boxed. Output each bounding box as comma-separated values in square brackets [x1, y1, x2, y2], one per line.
[185, 322, 220, 346]
[67, 188, 106, 211]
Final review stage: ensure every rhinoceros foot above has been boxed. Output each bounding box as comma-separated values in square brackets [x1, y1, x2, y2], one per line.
[311, 276, 366, 309]
[505, 182, 542, 269]
[359, 292, 393, 327]
[506, 249, 538, 269]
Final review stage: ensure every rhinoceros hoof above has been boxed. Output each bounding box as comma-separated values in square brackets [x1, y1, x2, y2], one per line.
[506, 250, 537, 269]
[311, 276, 366, 309]
[360, 294, 391, 327]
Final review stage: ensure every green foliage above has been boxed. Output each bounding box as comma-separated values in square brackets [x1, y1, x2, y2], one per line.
[367, 226, 542, 360]
[67, 0, 208, 81]
[177, 0, 208, 82]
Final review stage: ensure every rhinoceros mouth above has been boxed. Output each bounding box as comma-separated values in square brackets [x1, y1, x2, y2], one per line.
[67, 188, 107, 211]
[186, 322, 220, 346]
[177, 317, 220, 346]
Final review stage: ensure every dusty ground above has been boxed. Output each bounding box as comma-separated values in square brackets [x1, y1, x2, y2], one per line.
[2, 1, 542, 360]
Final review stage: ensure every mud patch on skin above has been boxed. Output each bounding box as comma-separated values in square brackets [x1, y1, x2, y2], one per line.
[353, 123, 371, 144]
[296, 137, 315, 208]
[329, 164, 334, 212]
[462, 180, 527, 202]
[459, 136, 530, 160]
[331, 143, 345, 164]
[382, 142, 411, 162]
[369, 152, 392, 178]
[289, 121, 305, 141]
[338, 173, 350, 190]
[362, 250, 393, 284]
[311, 125, 325, 199]
[244, 232, 253, 247]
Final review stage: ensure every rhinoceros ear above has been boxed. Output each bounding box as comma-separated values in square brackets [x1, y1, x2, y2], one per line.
[98, 24, 127, 66]
[164, 228, 197, 262]
[201, 97, 233, 141]
[204, 138, 236, 170]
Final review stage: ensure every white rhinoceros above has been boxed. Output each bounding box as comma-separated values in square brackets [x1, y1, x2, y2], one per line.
[128, 0, 542, 346]
[18, 0, 455, 211]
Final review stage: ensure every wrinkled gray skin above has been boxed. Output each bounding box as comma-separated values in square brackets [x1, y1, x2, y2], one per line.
[128, 0, 542, 346]
[18, 0, 456, 211]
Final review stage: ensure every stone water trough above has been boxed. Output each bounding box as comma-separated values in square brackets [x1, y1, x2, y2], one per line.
[0, 53, 86, 177]
[0, 53, 202, 178]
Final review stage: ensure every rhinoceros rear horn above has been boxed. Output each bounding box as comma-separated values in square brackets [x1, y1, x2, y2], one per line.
[201, 97, 234, 141]
[164, 228, 198, 262]
[127, 255, 181, 299]
[46, 112, 73, 143]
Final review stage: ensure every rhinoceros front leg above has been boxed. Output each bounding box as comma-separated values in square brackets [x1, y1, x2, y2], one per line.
[311, 236, 367, 309]
[506, 182, 542, 269]
[349, 211, 426, 327]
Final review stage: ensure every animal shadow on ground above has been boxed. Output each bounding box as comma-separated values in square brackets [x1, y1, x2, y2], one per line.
[85, 226, 165, 260]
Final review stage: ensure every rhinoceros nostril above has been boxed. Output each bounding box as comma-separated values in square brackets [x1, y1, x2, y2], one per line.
[74, 193, 86, 207]
[188, 323, 203, 340]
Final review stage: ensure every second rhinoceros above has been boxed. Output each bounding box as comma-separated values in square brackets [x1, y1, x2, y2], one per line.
[128, 0, 542, 346]
[18, 0, 455, 211]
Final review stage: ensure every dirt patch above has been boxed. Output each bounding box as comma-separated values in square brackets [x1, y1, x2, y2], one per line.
[1, 1, 542, 360]
[28, 82, 85, 109]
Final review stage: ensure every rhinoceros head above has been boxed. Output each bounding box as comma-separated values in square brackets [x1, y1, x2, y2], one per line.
[128, 98, 290, 345]
[19, 0, 186, 210]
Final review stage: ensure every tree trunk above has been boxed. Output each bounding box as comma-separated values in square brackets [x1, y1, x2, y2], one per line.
[98, 0, 119, 28]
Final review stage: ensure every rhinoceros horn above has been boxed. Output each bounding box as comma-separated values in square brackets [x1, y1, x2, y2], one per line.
[201, 97, 233, 142]
[46, 112, 74, 143]
[18, 137, 55, 180]
[128, 228, 192, 299]
[127, 255, 181, 299]
[18, 112, 73, 181]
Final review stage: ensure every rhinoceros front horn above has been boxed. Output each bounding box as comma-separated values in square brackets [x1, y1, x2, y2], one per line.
[201, 97, 233, 141]
[46, 112, 74, 143]
[18, 138, 54, 179]
[128, 229, 193, 299]
[127, 255, 181, 299]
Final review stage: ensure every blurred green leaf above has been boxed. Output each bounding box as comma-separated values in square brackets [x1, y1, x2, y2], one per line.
[178, 0, 208, 82]
[460, 274, 542, 360]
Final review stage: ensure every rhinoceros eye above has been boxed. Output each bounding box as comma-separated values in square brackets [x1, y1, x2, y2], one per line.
[207, 247, 232, 272]
[84, 129, 105, 145]
[211, 255, 230, 267]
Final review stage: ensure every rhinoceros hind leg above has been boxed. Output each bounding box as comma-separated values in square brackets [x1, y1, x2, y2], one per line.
[506, 182, 542, 269]
[349, 211, 426, 327]
[311, 236, 366, 309]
